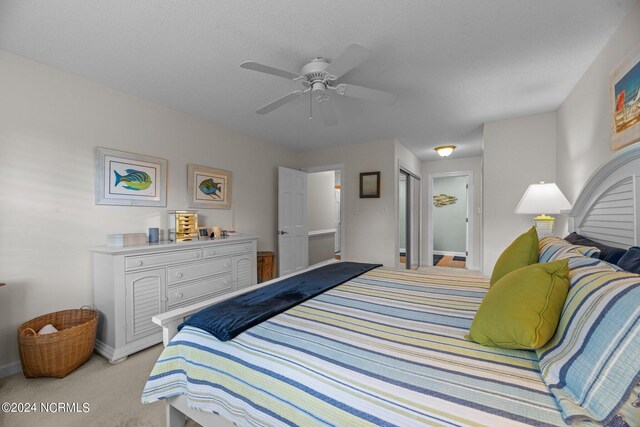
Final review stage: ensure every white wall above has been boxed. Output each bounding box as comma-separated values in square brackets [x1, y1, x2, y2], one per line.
[307, 171, 336, 264]
[422, 156, 482, 270]
[308, 234, 336, 265]
[307, 171, 336, 231]
[298, 139, 397, 266]
[483, 112, 557, 275]
[556, 0, 640, 236]
[0, 50, 298, 373]
[433, 176, 468, 253]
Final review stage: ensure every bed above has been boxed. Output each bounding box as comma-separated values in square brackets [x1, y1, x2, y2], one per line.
[142, 145, 640, 427]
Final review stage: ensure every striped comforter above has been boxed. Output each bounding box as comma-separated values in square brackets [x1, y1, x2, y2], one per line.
[142, 267, 566, 426]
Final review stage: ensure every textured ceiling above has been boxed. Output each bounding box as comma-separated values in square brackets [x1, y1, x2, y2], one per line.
[0, 1, 635, 160]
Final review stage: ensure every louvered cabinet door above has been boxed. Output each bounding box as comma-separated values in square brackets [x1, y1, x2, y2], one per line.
[125, 269, 166, 343]
[232, 253, 255, 290]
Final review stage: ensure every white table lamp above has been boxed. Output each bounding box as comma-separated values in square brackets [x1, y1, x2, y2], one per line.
[514, 181, 572, 236]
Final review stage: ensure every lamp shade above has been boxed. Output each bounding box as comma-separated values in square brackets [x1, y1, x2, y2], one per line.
[514, 182, 572, 214]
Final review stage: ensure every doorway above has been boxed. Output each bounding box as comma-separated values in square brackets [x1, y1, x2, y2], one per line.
[278, 165, 345, 276]
[428, 171, 473, 269]
[303, 164, 345, 264]
[399, 169, 421, 269]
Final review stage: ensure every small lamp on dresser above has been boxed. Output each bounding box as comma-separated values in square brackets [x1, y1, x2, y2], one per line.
[515, 181, 572, 237]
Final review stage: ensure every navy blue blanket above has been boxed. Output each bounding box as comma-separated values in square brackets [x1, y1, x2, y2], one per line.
[179, 261, 381, 341]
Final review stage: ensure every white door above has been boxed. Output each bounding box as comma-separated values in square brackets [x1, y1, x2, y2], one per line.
[278, 167, 308, 275]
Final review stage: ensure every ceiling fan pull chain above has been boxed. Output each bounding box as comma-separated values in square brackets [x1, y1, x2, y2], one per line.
[309, 90, 313, 120]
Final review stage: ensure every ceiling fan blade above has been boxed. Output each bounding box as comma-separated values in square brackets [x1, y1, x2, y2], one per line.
[256, 91, 303, 114]
[317, 99, 338, 127]
[240, 61, 301, 80]
[335, 83, 397, 105]
[325, 44, 371, 79]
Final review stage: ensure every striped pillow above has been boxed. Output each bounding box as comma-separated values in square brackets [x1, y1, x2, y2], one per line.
[536, 257, 640, 424]
[539, 236, 601, 262]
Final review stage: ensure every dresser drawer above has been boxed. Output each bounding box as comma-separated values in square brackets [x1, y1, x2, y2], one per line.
[167, 257, 231, 285]
[167, 274, 232, 308]
[125, 249, 202, 271]
[203, 242, 253, 258]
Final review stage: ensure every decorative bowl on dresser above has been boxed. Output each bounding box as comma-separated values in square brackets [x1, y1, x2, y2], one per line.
[90, 236, 257, 363]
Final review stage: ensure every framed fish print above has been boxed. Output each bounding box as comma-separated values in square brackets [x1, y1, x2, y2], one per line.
[610, 43, 640, 151]
[187, 164, 232, 209]
[95, 148, 167, 206]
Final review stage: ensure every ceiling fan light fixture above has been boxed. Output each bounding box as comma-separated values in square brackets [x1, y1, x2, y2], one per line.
[435, 145, 456, 158]
[311, 81, 326, 93]
[241, 43, 396, 126]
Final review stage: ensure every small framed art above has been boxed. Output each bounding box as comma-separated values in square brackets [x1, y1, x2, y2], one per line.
[359, 172, 380, 198]
[610, 43, 640, 151]
[95, 148, 167, 206]
[198, 226, 212, 239]
[188, 164, 232, 209]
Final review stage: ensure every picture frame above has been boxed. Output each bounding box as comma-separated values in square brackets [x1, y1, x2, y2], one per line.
[359, 172, 380, 198]
[198, 226, 212, 239]
[95, 148, 167, 206]
[187, 164, 232, 209]
[610, 43, 640, 151]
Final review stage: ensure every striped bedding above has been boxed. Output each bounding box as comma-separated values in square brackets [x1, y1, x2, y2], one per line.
[142, 267, 567, 426]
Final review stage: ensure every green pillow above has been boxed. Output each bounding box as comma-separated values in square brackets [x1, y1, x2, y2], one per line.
[466, 259, 569, 350]
[490, 226, 539, 285]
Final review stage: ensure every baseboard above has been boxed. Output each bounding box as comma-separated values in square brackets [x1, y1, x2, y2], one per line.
[433, 251, 466, 257]
[95, 335, 162, 363]
[0, 360, 22, 379]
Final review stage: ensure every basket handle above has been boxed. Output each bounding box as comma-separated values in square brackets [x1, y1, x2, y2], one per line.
[80, 305, 93, 310]
[22, 328, 37, 336]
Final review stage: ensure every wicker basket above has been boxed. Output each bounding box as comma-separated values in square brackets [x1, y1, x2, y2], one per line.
[17, 307, 98, 378]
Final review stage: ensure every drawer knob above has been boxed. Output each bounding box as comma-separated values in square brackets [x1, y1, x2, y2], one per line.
[194, 253, 200, 258]
[210, 250, 216, 255]
[176, 272, 183, 278]
[245, 246, 251, 250]
[225, 279, 230, 285]
[176, 292, 183, 299]
[224, 263, 230, 268]
[137, 260, 143, 266]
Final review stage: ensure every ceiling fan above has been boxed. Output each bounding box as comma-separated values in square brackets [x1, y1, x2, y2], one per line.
[240, 44, 397, 126]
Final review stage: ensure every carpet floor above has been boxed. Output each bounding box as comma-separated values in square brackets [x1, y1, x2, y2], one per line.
[0, 344, 200, 427]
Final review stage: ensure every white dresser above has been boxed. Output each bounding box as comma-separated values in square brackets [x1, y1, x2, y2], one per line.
[91, 236, 257, 362]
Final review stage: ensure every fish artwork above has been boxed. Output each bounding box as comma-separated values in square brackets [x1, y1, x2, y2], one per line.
[114, 169, 152, 191]
[433, 194, 458, 207]
[199, 178, 222, 199]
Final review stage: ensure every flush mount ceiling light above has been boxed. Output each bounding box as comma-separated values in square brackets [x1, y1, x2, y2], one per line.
[435, 145, 456, 158]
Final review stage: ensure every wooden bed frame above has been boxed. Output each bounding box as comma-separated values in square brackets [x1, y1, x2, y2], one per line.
[151, 145, 640, 427]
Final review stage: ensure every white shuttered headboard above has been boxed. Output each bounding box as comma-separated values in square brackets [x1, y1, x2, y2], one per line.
[568, 144, 640, 249]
